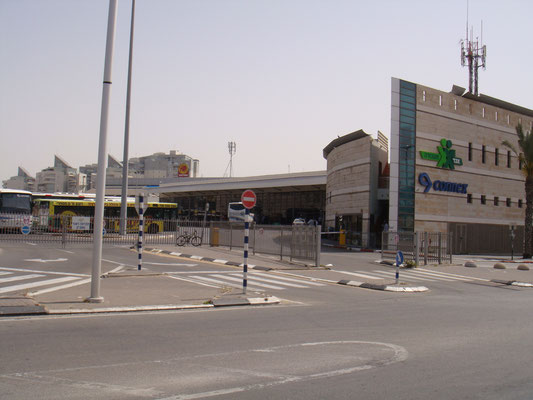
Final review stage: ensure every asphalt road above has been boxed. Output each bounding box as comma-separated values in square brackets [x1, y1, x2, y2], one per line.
[1, 245, 533, 399]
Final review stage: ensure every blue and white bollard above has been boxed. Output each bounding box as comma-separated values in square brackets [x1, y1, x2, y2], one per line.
[138, 194, 144, 271]
[243, 208, 250, 294]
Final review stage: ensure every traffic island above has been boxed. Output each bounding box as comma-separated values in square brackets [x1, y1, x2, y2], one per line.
[337, 279, 428, 293]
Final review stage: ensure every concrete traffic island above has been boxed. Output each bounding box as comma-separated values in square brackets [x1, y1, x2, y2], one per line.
[337, 279, 428, 293]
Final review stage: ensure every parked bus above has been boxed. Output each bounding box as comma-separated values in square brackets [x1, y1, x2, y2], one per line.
[0, 189, 33, 231]
[33, 198, 177, 233]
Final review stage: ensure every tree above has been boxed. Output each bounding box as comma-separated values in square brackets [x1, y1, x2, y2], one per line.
[503, 123, 533, 258]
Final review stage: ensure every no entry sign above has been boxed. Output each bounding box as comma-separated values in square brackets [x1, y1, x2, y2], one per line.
[241, 190, 257, 209]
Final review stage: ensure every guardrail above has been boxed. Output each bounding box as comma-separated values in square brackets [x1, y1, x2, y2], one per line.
[381, 231, 453, 265]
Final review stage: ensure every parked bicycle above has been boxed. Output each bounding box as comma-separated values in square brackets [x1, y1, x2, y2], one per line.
[176, 230, 202, 246]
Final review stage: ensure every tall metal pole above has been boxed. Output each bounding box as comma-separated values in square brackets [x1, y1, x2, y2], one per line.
[120, 0, 136, 235]
[88, 0, 118, 303]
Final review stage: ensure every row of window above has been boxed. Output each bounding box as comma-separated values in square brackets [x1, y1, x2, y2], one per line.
[422, 89, 532, 129]
[467, 142, 522, 169]
[466, 194, 523, 208]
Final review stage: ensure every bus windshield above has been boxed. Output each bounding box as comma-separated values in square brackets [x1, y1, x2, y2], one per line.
[0, 192, 32, 214]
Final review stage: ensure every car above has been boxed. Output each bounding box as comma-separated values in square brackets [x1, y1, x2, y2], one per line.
[292, 218, 305, 225]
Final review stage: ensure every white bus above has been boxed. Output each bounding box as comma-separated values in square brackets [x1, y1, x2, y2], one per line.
[0, 189, 33, 231]
[228, 202, 246, 222]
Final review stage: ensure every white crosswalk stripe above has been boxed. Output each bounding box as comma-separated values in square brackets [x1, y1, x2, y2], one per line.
[181, 271, 325, 291]
[333, 268, 488, 283]
[0, 274, 45, 284]
[0, 276, 81, 294]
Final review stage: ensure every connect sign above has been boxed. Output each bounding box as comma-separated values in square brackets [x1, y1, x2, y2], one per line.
[241, 190, 257, 209]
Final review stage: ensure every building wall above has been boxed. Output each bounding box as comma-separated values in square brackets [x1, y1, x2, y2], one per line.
[390, 77, 533, 253]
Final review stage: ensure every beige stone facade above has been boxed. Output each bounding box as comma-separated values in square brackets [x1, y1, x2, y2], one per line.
[390, 77, 533, 253]
[323, 130, 388, 247]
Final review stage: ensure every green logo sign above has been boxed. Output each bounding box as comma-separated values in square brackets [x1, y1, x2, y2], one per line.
[420, 139, 463, 170]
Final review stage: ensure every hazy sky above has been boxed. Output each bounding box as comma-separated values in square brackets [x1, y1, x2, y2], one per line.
[1, 0, 532, 183]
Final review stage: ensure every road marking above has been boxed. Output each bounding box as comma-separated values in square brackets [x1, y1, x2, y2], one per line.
[252, 272, 325, 286]
[167, 275, 220, 288]
[23, 258, 68, 263]
[406, 269, 470, 281]
[230, 273, 307, 288]
[28, 278, 92, 296]
[0, 267, 89, 277]
[0, 276, 80, 294]
[371, 270, 439, 281]
[0, 274, 44, 284]
[334, 270, 383, 280]
[189, 275, 266, 291]
[211, 274, 284, 290]
[417, 268, 490, 282]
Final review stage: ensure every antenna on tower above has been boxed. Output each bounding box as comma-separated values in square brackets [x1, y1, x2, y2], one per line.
[224, 141, 236, 177]
[460, 3, 486, 96]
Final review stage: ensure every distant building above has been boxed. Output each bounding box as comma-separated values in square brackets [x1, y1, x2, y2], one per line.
[2, 167, 35, 191]
[79, 155, 123, 191]
[35, 155, 80, 193]
[129, 150, 199, 179]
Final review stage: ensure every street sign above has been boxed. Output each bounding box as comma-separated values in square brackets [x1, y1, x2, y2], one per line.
[241, 190, 257, 209]
[21, 225, 31, 235]
[396, 250, 404, 266]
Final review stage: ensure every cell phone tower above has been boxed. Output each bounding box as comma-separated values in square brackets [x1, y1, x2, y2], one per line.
[460, 6, 486, 96]
[225, 141, 236, 177]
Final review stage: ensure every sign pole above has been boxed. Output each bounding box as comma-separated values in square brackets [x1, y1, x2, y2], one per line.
[241, 189, 257, 294]
[395, 250, 404, 285]
[243, 208, 250, 294]
[138, 193, 144, 271]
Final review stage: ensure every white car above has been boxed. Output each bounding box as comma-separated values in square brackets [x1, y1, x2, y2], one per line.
[292, 218, 305, 225]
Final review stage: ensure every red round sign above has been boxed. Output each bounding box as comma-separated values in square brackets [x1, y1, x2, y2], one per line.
[241, 190, 257, 209]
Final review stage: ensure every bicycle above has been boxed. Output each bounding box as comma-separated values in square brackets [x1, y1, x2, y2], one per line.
[176, 230, 202, 246]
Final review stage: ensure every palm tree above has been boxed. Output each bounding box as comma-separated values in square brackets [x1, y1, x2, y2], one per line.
[503, 123, 533, 258]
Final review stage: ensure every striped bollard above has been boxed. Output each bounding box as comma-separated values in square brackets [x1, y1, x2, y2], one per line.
[243, 208, 250, 294]
[138, 193, 144, 271]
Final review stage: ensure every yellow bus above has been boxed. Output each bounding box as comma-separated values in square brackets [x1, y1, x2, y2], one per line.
[33, 198, 178, 233]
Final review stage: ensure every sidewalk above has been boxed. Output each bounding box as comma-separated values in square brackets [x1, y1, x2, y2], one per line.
[0, 245, 429, 317]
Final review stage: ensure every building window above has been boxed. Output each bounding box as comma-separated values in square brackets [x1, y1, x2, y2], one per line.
[468, 142, 473, 161]
[482, 107, 485, 118]
[454, 99, 457, 110]
[467, 194, 473, 204]
[439, 95, 442, 106]
[495, 111, 498, 121]
[422, 90, 426, 101]
[519, 199, 523, 208]
[507, 151, 512, 168]
[494, 197, 499, 206]
[481, 195, 486, 205]
[495, 148, 499, 166]
[482, 145, 486, 163]
[507, 115, 510, 125]
[506, 198, 512, 207]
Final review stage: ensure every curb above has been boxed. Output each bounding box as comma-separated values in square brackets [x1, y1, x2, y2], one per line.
[337, 279, 428, 292]
[43, 296, 281, 315]
[490, 279, 533, 288]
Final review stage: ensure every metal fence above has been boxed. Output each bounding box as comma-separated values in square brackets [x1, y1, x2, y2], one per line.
[0, 215, 210, 247]
[0, 215, 321, 266]
[381, 231, 453, 265]
[209, 222, 321, 266]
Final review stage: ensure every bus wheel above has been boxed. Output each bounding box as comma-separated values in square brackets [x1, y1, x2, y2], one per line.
[147, 224, 159, 234]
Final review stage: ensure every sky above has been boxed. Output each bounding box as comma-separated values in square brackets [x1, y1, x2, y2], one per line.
[1, 0, 532, 184]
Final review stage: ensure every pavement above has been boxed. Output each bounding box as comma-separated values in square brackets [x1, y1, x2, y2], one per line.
[1, 245, 532, 317]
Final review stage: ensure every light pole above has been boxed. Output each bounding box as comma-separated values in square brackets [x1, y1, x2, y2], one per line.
[88, 0, 118, 303]
[120, 0, 136, 235]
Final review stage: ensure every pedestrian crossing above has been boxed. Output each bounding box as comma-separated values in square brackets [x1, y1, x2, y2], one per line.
[0, 267, 90, 295]
[167, 271, 326, 292]
[334, 268, 489, 283]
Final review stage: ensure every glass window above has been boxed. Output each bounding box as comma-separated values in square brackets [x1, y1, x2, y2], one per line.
[400, 108, 416, 118]
[494, 197, 499, 206]
[400, 115, 416, 125]
[506, 198, 511, 207]
[400, 94, 415, 105]
[481, 195, 486, 205]
[467, 194, 472, 204]
[519, 199, 523, 208]
[495, 148, 499, 166]
[468, 143, 473, 161]
[507, 151, 512, 168]
[482, 145, 486, 164]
